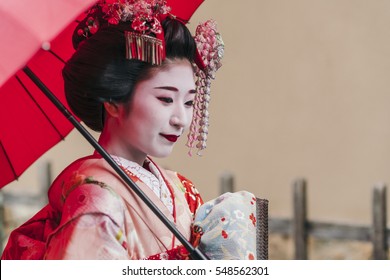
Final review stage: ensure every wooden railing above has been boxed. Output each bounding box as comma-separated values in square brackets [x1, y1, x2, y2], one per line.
[220, 173, 389, 260]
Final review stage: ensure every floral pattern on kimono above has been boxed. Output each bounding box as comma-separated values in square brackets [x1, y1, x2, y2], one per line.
[1, 155, 203, 260]
[193, 191, 258, 260]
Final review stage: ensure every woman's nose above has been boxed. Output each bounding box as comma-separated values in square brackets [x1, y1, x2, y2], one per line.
[170, 105, 188, 128]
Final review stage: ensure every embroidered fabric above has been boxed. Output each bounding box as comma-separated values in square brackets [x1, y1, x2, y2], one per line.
[111, 155, 174, 215]
[1, 155, 204, 259]
[193, 191, 258, 260]
[145, 245, 189, 260]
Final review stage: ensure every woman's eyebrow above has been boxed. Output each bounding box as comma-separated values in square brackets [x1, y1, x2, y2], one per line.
[154, 86, 197, 94]
[154, 86, 178, 92]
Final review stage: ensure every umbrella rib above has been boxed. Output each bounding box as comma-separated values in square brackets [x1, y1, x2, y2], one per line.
[15, 75, 65, 140]
[49, 50, 66, 64]
[48, 19, 82, 64]
[0, 140, 18, 180]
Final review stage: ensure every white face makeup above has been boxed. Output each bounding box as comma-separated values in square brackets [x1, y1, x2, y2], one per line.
[105, 59, 196, 164]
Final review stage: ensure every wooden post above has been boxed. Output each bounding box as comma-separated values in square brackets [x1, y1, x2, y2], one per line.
[372, 183, 388, 260]
[220, 171, 234, 194]
[38, 161, 52, 202]
[293, 178, 308, 260]
[256, 198, 269, 260]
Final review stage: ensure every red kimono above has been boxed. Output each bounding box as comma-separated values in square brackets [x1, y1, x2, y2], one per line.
[2, 154, 203, 260]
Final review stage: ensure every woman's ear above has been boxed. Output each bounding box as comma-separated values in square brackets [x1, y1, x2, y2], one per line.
[103, 102, 120, 118]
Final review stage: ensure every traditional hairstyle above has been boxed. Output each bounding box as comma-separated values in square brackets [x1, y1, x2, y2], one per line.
[63, 0, 223, 154]
[63, 18, 195, 131]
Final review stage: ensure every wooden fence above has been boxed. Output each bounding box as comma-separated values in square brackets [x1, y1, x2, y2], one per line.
[220, 173, 389, 260]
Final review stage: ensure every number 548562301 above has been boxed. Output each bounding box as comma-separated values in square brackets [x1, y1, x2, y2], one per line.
[215, 266, 269, 276]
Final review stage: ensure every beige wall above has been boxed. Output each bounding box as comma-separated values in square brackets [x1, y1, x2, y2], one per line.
[5, 0, 390, 225]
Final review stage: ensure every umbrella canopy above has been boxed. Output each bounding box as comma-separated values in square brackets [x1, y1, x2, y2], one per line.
[169, 0, 204, 22]
[0, 0, 204, 189]
[0, 0, 98, 88]
[0, 0, 97, 188]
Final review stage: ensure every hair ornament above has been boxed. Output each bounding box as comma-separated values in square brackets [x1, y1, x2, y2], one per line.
[186, 20, 224, 156]
[99, 0, 170, 32]
[76, 15, 100, 39]
[77, 0, 170, 65]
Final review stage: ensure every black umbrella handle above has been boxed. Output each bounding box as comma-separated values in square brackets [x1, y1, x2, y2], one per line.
[23, 66, 209, 260]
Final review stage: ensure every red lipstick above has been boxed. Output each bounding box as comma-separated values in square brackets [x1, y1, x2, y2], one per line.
[161, 134, 179, 143]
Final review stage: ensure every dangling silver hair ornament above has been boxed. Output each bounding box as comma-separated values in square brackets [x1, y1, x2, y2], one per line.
[186, 20, 224, 156]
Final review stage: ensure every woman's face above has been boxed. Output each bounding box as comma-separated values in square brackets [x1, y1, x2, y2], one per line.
[112, 59, 196, 163]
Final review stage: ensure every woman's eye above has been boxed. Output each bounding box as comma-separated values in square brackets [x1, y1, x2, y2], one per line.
[158, 97, 173, 103]
[185, 100, 194, 107]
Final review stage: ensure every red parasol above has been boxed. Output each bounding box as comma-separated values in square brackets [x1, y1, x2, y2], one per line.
[168, 0, 204, 22]
[0, 0, 206, 259]
[0, 0, 204, 189]
[0, 0, 98, 86]
[0, 0, 97, 188]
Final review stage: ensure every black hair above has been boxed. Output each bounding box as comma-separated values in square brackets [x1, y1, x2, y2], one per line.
[63, 17, 196, 132]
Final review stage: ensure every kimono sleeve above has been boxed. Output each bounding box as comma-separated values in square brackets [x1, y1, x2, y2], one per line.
[176, 173, 204, 216]
[193, 191, 258, 260]
[45, 183, 129, 259]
